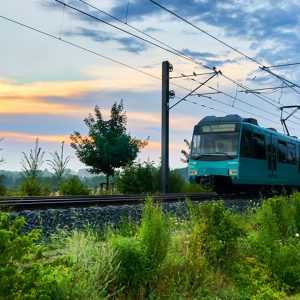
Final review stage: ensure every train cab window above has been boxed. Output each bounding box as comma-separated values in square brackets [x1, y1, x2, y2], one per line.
[241, 128, 266, 160]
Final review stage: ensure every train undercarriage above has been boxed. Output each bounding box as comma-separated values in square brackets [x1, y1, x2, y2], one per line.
[195, 175, 298, 196]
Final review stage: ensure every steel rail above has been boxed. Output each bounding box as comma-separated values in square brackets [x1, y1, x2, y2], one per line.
[0, 193, 221, 211]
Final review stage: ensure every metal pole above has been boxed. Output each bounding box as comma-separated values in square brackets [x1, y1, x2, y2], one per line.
[161, 61, 170, 193]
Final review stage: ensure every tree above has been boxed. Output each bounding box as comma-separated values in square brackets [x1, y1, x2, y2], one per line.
[47, 141, 71, 180]
[70, 102, 146, 187]
[21, 138, 45, 178]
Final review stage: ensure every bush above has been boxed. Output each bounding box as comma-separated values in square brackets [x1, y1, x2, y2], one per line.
[111, 236, 147, 296]
[138, 198, 170, 271]
[116, 162, 158, 194]
[19, 176, 50, 196]
[0, 213, 71, 300]
[59, 176, 89, 195]
[57, 230, 118, 299]
[116, 162, 186, 194]
[248, 196, 300, 291]
[188, 201, 245, 270]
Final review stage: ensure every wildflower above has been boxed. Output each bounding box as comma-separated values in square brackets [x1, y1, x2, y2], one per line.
[295, 233, 300, 238]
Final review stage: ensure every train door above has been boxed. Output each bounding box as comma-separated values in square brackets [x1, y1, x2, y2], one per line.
[268, 135, 277, 178]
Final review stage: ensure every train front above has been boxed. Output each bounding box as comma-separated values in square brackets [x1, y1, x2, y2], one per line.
[188, 116, 241, 193]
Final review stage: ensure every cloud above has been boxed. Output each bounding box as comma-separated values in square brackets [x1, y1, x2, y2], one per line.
[0, 131, 71, 143]
[181, 48, 236, 67]
[109, 0, 300, 65]
[64, 27, 148, 54]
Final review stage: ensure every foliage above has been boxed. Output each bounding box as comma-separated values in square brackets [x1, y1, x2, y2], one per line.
[70, 102, 146, 185]
[138, 198, 170, 271]
[3, 195, 300, 299]
[116, 161, 158, 194]
[57, 230, 118, 299]
[188, 201, 245, 270]
[21, 138, 45, 178]
[116, 161, 187, 194]
[247, 195, 300, 292]
[19, 176, 50, 196]
[59, 176, 89, 196]
[47, 141, 71, 180]
[0, 213, 71, 300]
[111, 236, 148, 296]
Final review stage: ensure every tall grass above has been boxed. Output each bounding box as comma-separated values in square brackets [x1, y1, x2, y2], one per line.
[2, 195, 300, 299]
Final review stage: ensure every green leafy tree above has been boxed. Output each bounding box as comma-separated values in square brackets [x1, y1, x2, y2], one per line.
[70, 102, 146, 187]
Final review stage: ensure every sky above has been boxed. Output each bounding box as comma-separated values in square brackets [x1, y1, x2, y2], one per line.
[1, 0, 300, 171]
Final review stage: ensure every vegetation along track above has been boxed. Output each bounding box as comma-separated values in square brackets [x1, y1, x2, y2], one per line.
[0, 193, 261, 211]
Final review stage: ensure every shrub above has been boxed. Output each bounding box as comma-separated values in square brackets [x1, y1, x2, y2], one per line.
[58, 230, 118, 299]
[169, 170, 185, 193]
[116, 162, 186, 194]
[116, 161, 158, 194]
[138, 198, 170, 271]
[19, 176, 49, 196]
[181, 182, 207, 193]
[59, 176, 89, 195]
[111, 236, 147, 296]
[248, 196, 300, 291]
[0, 213, 71, 300]
[188, 201, 245, 270]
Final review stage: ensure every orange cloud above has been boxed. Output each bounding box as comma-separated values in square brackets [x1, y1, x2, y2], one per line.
[0, 131, 185, 153]
[0, 131, 71, 143]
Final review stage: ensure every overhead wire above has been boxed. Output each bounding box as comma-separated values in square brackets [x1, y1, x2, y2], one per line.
[56, 0, 300, 123]
[53, 0, 214, 71]
[149, 0, 300, 105]
[149, 0, 263, 66]
[3, 5, 299, 132]
[0, 14, 213, 103]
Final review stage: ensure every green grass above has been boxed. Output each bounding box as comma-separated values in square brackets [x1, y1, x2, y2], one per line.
[2, 194, 300, 299]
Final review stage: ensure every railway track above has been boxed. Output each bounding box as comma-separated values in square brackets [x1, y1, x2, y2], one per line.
[0, 192, 233, 211]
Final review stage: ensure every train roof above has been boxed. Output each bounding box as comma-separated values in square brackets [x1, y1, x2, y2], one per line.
[196, 114, 298, 141]
[197, 114, 258, 125]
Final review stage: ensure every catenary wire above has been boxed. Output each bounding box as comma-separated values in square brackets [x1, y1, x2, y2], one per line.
[53, 0, 213, 71]
[2, 13, 298, 131]
[149, 0, 300, 100]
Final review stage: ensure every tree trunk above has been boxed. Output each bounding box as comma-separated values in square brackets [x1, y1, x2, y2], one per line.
[106, 174, 109, 191]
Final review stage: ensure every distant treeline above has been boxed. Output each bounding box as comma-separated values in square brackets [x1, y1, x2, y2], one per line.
[0, 169, 107, 191]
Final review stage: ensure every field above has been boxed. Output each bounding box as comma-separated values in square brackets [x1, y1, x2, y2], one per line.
[1, 194, 300, 299]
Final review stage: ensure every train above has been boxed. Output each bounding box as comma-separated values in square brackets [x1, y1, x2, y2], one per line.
[188, 115, 300, 194]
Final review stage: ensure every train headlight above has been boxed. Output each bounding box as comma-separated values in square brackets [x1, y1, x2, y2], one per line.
[229, 169, 238, 176]
[190, 170, 197, 176]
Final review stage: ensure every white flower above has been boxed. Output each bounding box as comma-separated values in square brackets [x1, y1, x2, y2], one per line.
[295, 233, 299, 238]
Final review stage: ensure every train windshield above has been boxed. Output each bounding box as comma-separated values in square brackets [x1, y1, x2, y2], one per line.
[191, 124, 239, 159]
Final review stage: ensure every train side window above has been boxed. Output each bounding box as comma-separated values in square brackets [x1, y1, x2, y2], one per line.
[287, 143, 296, 164]
[241, 128, 266, 160]
[278, 140, 288, 163]
[252, 133, 266, 159]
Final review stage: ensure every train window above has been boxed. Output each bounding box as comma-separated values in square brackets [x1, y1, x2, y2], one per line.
[240, 128, 266, 159]
[287, 143, 296, 164]
[278, 140, 288, 163]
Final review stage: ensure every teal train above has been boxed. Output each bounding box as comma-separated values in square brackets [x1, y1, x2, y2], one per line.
[188, 115, 300, 194]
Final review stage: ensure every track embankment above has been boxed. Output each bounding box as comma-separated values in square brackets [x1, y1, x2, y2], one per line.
[0, 193, 261, 211]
